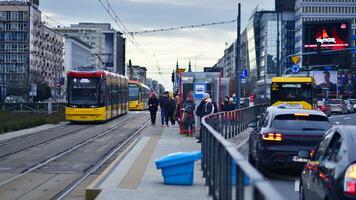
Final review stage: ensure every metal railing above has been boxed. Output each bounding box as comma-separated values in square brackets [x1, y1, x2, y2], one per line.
[0, 103, 66, 113]
[201, 105, 284, 200]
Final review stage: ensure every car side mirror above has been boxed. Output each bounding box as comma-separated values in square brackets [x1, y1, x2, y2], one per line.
[298, 150, 310, 159]
[248, 122, 257, 129]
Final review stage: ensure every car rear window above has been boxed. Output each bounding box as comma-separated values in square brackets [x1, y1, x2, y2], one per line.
[272, 114, 331, 131]
[328, 100, 341, 104]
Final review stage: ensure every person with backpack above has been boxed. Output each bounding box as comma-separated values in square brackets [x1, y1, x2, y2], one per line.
[196, 93, 214, 142]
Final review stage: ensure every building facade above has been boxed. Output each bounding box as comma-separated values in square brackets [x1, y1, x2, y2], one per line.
[0, 0, 64, 99]
[63, 36, 92, 74]
[30, 25, 64, 91]
[127, 64, 147, 84]
[57, 23, 126, 75]
[295, 0, 356, 67]
[257, 11, 295, 99]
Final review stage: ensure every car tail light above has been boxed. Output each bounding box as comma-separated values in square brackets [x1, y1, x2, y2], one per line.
[344, 164, 356, 196]
[262, 133, 284, 141]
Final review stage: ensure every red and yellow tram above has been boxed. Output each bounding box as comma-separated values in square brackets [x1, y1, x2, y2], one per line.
[128, 80, 150, 111]
[65, 70, 128, 122]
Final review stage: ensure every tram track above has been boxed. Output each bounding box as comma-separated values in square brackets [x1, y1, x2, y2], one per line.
[53, 119, 150, 200]
[0, 113, 144, 188]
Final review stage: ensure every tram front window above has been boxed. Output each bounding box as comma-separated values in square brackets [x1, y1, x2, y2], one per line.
[129, 84, 139, 101]
[68, 77, 99, 107]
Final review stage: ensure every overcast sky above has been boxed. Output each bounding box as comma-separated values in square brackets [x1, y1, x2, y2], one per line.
[40, 0, 274, 90]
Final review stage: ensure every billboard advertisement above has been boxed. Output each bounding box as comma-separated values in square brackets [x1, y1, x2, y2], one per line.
[338, 71, 356, 98]
[303, 20, 351, 68]
[312, 70, 356, 99]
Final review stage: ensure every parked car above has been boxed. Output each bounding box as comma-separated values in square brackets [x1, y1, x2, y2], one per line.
[348, 99, 356, 111]
[327, 99, 348, 115]
[317, 100, 331, 116]
[248, 106, 331, 176]
[345, 100, 354, 113]
[299, 126, 356, 200]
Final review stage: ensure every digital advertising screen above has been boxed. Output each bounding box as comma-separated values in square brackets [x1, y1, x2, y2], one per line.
[303, 20, 352, 68]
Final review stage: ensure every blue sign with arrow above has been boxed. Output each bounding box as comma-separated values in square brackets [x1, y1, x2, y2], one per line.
[291, 65, 300, 73]
[240, 69, 248, 79]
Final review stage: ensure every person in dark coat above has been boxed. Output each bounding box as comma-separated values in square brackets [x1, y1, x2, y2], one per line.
[222, 96, 234, 112]
[196, 93, 214, 142]
[159, 91, 170, 127]
[182, 92, 195, 135]
[148, 93, 159, 125]
[168, 96, 176, 125]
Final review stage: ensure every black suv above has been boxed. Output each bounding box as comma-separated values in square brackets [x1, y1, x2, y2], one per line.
[248, 106, 331, 175]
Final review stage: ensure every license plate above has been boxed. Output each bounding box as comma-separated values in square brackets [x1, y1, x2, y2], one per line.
[292, 156, 308, 162]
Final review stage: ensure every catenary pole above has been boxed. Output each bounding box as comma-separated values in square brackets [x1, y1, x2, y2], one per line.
[235, 3, 241, 109]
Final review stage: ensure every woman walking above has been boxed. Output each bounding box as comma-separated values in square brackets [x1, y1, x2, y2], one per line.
[148, 93, 159, 125]
[182, 92, 195, 136]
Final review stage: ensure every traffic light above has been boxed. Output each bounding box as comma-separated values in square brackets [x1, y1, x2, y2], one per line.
[171, 71, 175, 83]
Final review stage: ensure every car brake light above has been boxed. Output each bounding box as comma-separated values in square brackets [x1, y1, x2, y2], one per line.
[294, 113, 310, 117]
[344, 164, 356, 196]
[262, 133, 283, 141]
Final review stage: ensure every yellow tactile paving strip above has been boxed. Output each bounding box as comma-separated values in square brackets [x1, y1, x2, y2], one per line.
[118, 128, 163, 189]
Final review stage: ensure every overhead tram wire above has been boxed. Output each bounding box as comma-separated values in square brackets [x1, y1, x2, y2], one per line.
[11, 1, 113, 66]
[97, 0, 164, 77]
[129, 19, 237, 35]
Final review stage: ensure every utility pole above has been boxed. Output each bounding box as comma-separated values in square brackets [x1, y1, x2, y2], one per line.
[276, 11, 281, 76]
[235, 3, 241, 109]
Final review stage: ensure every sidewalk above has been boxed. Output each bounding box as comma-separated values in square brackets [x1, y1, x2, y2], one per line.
[87, 124, 210, 200]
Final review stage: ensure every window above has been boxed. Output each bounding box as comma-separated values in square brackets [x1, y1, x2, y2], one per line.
[314, 129, 334, 161]
[5, 12, 10, 20]
[324, 133, 342, 162]
[272, 114, 331, 131]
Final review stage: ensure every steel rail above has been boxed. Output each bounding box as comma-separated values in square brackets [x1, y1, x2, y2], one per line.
[0, 113, 143, 188]
[54, 119, 151, 200]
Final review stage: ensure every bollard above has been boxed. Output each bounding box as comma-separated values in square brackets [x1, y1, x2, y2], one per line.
[48, 102, 52, 114]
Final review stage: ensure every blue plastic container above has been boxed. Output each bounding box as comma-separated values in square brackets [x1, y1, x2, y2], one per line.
[155, 151, 202, 185]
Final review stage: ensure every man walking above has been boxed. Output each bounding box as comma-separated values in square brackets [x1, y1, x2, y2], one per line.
[159, 91, 170, 127]
[148, 93, 159, 125]
[196, 93, 214, 142]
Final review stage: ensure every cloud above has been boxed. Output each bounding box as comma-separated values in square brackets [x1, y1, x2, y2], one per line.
[39, 0, 275, 89]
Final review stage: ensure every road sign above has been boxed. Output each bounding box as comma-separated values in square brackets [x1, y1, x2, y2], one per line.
[176, 76, 181, 86]
[29, 84, 37, 96]
[291, 65, 300, 73]
[291, 56, 301, 64]
[194, 82, 206, 99]
[240, 69, 248, 79]
[241, 78, 246, 84]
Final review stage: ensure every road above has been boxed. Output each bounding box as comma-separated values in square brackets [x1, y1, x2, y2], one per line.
[243, 113, 356, 200]
[0, 112, 150, 200]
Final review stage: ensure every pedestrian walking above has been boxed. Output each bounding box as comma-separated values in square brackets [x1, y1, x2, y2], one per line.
[148, 93, 159, 125]
[196, 93, 214, 143]
[174, 92, 181, 124]
[182, 92, 195, 135]
[222, 96, 234, 112]
[168, 95, 176, 125]
[159, 91, 170, 127]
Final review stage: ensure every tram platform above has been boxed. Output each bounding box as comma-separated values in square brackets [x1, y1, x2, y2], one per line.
[86, 123, 210, 200]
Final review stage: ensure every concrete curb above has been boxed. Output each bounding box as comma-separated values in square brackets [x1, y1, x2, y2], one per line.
[0, 122, 68, 142]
